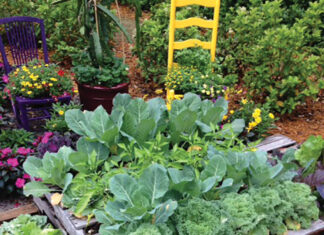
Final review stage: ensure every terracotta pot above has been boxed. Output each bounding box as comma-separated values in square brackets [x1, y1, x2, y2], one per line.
[77, 82, 129, 113]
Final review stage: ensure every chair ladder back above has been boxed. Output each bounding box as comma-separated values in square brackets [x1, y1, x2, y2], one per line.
[0, 17, 49, 74]
[167, 0, 221, 71]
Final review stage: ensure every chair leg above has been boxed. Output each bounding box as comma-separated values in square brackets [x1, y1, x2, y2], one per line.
[17, 102, 30, 131]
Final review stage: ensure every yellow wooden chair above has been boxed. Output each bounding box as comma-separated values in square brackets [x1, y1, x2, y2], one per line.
[166, 0, 221, 108]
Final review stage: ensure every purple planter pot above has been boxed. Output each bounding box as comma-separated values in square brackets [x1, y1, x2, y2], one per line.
[13, 95, 71, 131]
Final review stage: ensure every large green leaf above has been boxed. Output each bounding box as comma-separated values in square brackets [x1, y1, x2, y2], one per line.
[168, 166, 195, 184]
[77, 137, 110, 161]
[138, 164, 169, 205]
[295, 135, 324, 167]
[90, 106, 112, 138]
[201, 155, 227, 181]
[153, 200, 178, 224]
[105, 200, 134, 222]
[23, 157, 43, 178]
[65, 109, 94, 137]
[136, 118, 156, 144]
[182, 93, 201, 112]
[92, 31, 103, 65]
[68, 151, 90, 173]
[112, 93, 132, 111]
[170, 109, 197, 142]
[75, 191, 95, 215]
[97, 4, 132, 43]
[101, 126, 119, 147]
[127, 98, 150, 124]
[24, 182, 53, 197]
[110, 174, 137, 206]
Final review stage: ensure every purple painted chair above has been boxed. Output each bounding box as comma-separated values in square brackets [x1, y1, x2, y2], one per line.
[0, 16, 71, 131]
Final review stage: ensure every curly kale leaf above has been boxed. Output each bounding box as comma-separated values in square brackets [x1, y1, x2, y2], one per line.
[274, 181, 319, 228]
[129, 223, 173, 235]
[174, 198, 234, 235]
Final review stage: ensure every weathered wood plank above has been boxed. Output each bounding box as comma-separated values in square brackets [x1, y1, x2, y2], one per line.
[44, 194, 84, 235]
[288, 220, 324, 235]
[33, 197, 67, 235]
[0, 203, 38, 222]
[257, 134, 296, 152]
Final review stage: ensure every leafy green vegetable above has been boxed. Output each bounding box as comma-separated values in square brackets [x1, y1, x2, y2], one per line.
[0, 214, 62, 235]
[295, 135, 324, 167]
[174, 198, 233, 235]
[23, 146, 74, 195]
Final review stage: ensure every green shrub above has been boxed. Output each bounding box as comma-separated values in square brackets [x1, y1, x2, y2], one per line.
[220, 0, 324, 113]
[243, 25, 323, 113]
[0, 129, 34, 149]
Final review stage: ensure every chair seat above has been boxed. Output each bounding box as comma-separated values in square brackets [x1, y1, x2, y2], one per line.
[13, 95, 71, 131]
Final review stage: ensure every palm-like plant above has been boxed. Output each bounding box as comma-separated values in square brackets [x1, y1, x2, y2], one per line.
[55, 0, 132, 69]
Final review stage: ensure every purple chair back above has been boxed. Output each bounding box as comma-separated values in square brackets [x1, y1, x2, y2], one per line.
[0, 16, 49, 74]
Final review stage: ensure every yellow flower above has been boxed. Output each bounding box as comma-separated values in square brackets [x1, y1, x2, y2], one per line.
[242, 98, 248, 105]
[33, 66, 37, 69]
[223, 115, 228, 121]
[206, 91, 210, 95]
[255, 117, 262, 124]
[166, 103, 171, 111]
[58, 110, 64, 116]
[50, 78, 58, 82]
[21, 88, 25, 92]
[15, 68, 20, 72]
[254, 108, 261, 115]
[252, 108, 261, 119]
[27, 91, 32, 95]
[49, 83, 53, 87]
[155, 89, 163, 95]
[237, 89, 243, 94]
[38, 65, 42, 68]
[73, 89, 78, 93]
[143, 94, 149, 100]
[230, 110, 235, 114]
[269, 113, 275, 119]
[202, 89, 206, 94]
[203, 84, 207, 89]
[42, 81, 46, 85]
[45, 64, 49, 67]
[250, 148, 257, 152]
[22, 66, 28, 72]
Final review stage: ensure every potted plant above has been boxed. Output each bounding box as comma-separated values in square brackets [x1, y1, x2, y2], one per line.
[60, 0, 132, 112]
[6, 60, 73, 101]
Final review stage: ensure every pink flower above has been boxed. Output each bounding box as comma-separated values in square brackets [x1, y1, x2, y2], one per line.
[23, 173, 30, 179]
[1, 147, 12, 155]
[0, 63, 3, 68]
[14, 202, 21, 208]
[41, 132, 54, 144]
[17, 147, 31, 156]
[35, 177, 43, 182]
[0, 115, 3, 120]
[15, 178, 25, 188]
[2, 75, 9, 83]
[7, 158, 19, 167]
[0, 161, 4, 167]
